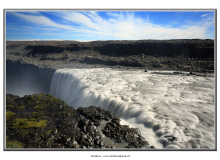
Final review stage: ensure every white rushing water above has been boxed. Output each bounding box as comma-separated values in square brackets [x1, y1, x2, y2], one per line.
[49, 68, 215, 149]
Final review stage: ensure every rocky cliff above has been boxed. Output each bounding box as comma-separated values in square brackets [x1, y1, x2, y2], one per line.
[6, 93, 154, 149]
[6, 39, 214, 73]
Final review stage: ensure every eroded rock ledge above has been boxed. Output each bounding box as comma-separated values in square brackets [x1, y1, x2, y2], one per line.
[6, 93, 154, 149]
[6, 39, 214, 73]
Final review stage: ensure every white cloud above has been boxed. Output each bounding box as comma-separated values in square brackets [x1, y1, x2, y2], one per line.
[10, 11, 214, 40]
[12, 12, 74, 30]
[201, 14, 208, 17]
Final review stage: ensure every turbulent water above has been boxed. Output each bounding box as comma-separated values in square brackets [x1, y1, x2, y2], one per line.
[49, 68, 215, 149]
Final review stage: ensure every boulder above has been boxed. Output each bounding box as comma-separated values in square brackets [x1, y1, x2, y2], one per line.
[102, 118, 151, 148]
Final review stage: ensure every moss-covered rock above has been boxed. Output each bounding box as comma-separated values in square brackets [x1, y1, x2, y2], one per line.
[6, 136, 23, 148]
[6, 111, 15, 120]
[6, 93, 105, 149]
[6, 93, 153, 149]
[12, 118, 47, 128]
[6, 93, 75, 148]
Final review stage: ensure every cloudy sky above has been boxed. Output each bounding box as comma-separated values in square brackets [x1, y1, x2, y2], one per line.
[6, 10, 215, 40]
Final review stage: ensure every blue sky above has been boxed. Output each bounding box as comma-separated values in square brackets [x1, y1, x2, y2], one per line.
[6, 10, 215, 40]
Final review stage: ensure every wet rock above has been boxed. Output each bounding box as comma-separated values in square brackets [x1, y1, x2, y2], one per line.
[102, 118, 152, 148]
[93, 121, 101, 126]
[164, 136, 177, 142]
[151, 145, 156, 149]
[77, 106, 114, 124]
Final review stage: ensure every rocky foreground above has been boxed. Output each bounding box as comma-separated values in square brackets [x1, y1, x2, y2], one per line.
[6, 93, 154, 149]
[6, 39, 214, 73]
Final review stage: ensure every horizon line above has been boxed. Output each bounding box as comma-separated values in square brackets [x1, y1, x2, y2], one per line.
[6, 38, 215, 42]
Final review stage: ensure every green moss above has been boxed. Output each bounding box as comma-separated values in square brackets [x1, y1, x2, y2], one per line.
[47, 130, 52, 133]
[6, 95, 11, 100]
[34, 105, 43, 110]
[31, 112, 41, 117]
[34, 94, 63, 110]
[37, 93, 44, 99]
[36, 100, 41, 104]
[6, 139, 23, 148]
[46, 94, 62, 103]
[12, 118, 47, 128]
[34, 104, 48, 110]
[29, 118, 36, 121]
[32, 93, 45, 104]
[27, 95, 35, 100]
[18, 106, 25, 110]
[6, 111, 15, 119]
[27, 94, 45, 101]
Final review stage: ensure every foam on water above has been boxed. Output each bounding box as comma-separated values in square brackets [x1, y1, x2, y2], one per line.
[49, 68, 215, 149]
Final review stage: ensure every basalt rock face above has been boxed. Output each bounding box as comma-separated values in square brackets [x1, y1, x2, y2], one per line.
[6, 39, 214, 73]
[77, 106, 114, 126]
[6, 60, 55, 96]
[6, 94, 153, 149]
[97, 39, 214, 59]
[6, 39, 214, 59]
[102, 118, 154, 148]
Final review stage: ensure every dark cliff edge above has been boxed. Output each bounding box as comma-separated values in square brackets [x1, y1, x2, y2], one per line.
[6, 93, 155, 149]
[7, 39, 214, 58]
[6, 39, 214, 73]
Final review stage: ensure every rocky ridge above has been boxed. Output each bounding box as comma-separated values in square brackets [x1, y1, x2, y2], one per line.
[6, 39, 214, 73]
[6, 93, 154, 149]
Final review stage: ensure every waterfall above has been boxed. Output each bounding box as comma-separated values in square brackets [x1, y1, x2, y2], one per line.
[49, 68, 215, 149]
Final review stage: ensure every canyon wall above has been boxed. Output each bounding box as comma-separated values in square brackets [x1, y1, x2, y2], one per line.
[6, 60, 55, 96]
